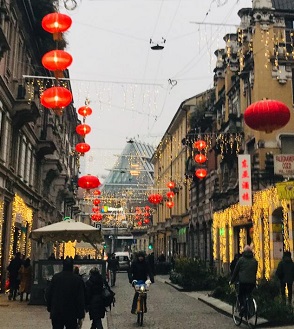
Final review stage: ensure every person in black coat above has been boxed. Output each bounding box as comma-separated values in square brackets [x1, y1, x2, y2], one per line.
[46, 258, 85, 329]
[276, 251, 294, 304]
[7, 252, 23, 300]
[85, 267, 105, 329]
[128, 251, 154, 314]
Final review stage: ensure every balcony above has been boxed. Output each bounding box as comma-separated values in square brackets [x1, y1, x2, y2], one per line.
[36, 124, 58, 159]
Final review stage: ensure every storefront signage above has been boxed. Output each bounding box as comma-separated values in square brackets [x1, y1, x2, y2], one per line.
[274, 154, 294, 177]
[238, 154, 252, 206]
[276, 181, 294, 200]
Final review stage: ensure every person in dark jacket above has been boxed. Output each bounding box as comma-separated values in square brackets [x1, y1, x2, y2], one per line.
[107, 253, 119, 287]
[230, 245, 258, 314]
[128, 251, 154, 314]
[7, 252, 23, 301]
[147, 252, 155, 276]
[85, 267, 105, 329]
[46, 258, 85, 329]
[230, 253, 242, 275]
[276, 251, 294, 304]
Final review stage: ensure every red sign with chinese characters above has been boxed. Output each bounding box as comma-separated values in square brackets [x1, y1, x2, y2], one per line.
[238, 154, 252, 206]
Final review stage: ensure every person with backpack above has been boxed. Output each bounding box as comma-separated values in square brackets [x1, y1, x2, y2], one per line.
[276, 251, 294, 304]
[85, 267, 106, 329]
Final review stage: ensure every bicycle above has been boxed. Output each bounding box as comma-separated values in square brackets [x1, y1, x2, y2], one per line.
[232, 284, 257, 329]
[132, 280, 151, 326]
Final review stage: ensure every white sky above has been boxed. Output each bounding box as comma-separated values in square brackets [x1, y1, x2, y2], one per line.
[60, 0, 252, 180]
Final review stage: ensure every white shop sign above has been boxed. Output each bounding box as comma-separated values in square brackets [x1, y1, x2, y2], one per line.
[274, 154, 294, 176]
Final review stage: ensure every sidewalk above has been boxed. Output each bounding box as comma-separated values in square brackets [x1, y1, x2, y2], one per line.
[156, 275, 293, 329]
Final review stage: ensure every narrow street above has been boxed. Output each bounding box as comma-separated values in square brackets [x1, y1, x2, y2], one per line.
[107, 273, 238, 329]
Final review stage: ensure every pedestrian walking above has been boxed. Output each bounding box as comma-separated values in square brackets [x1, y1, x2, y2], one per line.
[7, 251, 22, 301]
[147, 252, 155, 276]
[276, 251, 294, 304]
[107, 253, 119, 287]
[46, 258, 85, 329]
[85, 267, 105, 329]
[18, 258, 32, 302]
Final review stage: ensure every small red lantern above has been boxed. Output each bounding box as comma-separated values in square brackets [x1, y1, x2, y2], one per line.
[135, 215, 140, 221]
[194, 140, 207, 150]
[41, 87, 72, 114]
[91, 214, 99, 221]
[42, 13, 72, 40]
[78, 174, 101, 190]
[75, 143, 91, 154]
[148, 194, 163, 204]
[244, 99, 290, 133]
[144, 219, 150, 224]
[93, 190, 101, 196]
[137, 221, 142, 226]
[76, 124, 91, 136]
[166, 201, 174, 209]
[195, 168, 207, 179]
[194, 153, 207, 164]
[42, 50, 73, 78]
[92, 207, 99, 213]
[166, 191, 175, 198]
[167, 181, 175, 189]
[96, 213, 103, 221]
[144, 212, 149, 217]
[145, 206, 150, 211]
[93, 198, 101, 206]
[78, 106, 93, 117]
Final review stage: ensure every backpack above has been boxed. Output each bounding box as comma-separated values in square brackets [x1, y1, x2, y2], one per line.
[102, 282, 115, 309]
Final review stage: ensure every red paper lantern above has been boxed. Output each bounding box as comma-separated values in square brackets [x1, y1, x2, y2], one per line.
[42, 13, 72, 40]
[42, 50, 73, 72]
[244, 99, 290, 133]
[194, 153, 207, 164]
[76, 124, 91, 136]
[195, 168, 207, 179]
[78, 174, 101, 190]
[91, 214, 99, 221]
[166, 201, 174, 208]
[166, 191, 175, 199]
[193, 140, 207, 150]
[167, 181, 175, 189]
[144, 219, 150, 224]
[92, 207, 99, 213]
[93, 190, 101, 196]
[93, 198, 101, 206]
[145, 206, 150, 211]
[137, 221, 142, 226]
[41, 87, 72, 112]
[144, 212, 149, 217]
[75, 143, 91, 154]
[148, 194, 163, 205]
[78, 106, 93, 117]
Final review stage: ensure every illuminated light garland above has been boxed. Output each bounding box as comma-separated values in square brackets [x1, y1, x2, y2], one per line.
[239, 228, 246, 254]
[281, 200, 290, 252]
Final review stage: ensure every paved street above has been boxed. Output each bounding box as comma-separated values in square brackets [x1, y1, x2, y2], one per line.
[1, 272, 293, 329]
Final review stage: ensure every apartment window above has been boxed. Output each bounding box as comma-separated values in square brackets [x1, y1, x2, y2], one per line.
[30, 154, 36, 188]
[1, 116, 11, 164]
[25, 146, 32, 182]
[18, 136, 27, 179]
[280, 135, 294, 154]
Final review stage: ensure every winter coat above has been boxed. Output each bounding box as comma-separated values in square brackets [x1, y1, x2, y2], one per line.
[7, 256, 22, 288]
[85, 272, 105, 320]
[128, 258, 154, 283]
[276, 255, 294, 284]
[107, 258, 119, 271]
[46, 270, 85, 321]
[231, 250, 258, 284]
[19, 264, 32, 293]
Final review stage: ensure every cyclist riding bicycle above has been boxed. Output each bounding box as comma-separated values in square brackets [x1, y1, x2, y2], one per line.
[107, 253, 119, 287]
[128, 251, 154, 314]
[230, 245, 258, 316]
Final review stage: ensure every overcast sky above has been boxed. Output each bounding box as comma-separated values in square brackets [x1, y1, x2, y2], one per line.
[60, 0, 252, 180]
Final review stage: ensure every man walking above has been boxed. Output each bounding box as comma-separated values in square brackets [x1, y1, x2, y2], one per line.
[46, 258, 85, 329]
[7, 252, 23, 300]
[276, 251, 294, 304]
[107, 253, 119, 287]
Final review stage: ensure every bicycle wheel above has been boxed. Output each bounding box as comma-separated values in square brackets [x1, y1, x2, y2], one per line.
[232, 298, 242, 326]
[136, 295, 144, 326]
[245, 297, 257, 329]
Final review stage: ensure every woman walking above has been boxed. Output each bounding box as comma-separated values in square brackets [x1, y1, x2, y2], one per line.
[19, 258, 32, 301]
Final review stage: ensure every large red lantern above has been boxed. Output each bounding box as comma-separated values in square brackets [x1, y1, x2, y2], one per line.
[194, 140, 207, 150]
[78, 174, 101, 190]
[78, 106, 93, 117]
[42, 50, 73, 77]
[167, 181, 175, 189]
[41, 87, 72, 114]
[42, 13, 72, 40]
[194, 153, 207, 164]
[244, 99, 290, 133]
[195, 168, 207, 179]
[76, 124, 91, 136]
[75, 143, 91, 154]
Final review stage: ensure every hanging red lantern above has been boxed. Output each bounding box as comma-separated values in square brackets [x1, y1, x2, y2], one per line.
[195, 168, 207, 179]
[42, 13, 72, 40]
[244, 99, 290, 133]
[135, 215, 140, 221]
[93, 190, 101, 196]
[193, 140, 207, 150]
[144, 212, 149, 217]
[194, 153, 207, 164]
[148, 194, 163, 205]
[167, 181, 175, 189]
[78, 174, 101, 190]
[166, 191, 175, 198]
[78, 106, 93, 117]
[76, 124, 91, 136]
[96, 213, 103, 221]
[91, 214, 99, 221]
[93, 198, 101, 206]
[42, 50, 73, 78]
[41, 87, 72, 114]
[144, 219, 150, 224]
[166, 201, 174, 209]
[145, 206, 150, 211]
[92, 207, 99, 213]
[75, 143, 91, 154]
[137, 221, 142, 226]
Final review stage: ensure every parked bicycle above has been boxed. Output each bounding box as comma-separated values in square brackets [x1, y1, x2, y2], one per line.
[132, 279, 151, 326]
[232, 284, 257, 329]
